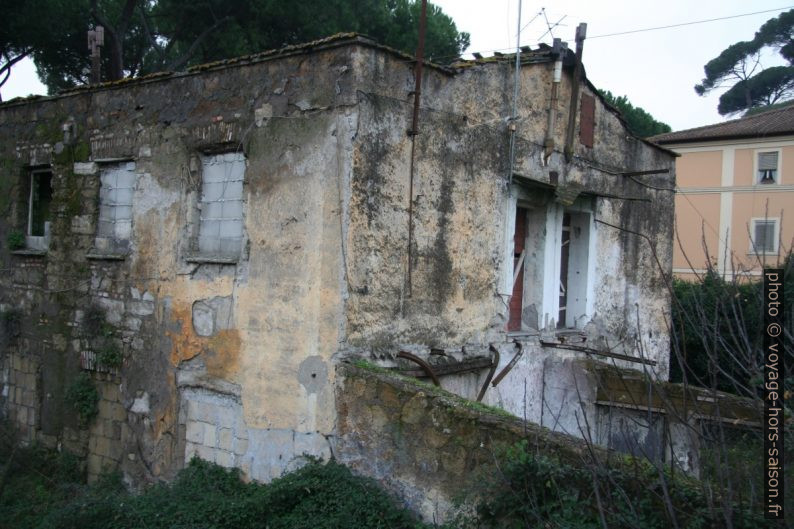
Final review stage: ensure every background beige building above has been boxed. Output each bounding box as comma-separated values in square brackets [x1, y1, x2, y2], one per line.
[653, 105, 794, 279]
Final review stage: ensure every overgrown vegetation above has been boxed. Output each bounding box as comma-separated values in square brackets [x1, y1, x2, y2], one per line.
[0, 443, 428, 529]
[0, 308, 23, 343]
[64, 373, 99, 426]
[6, 230, 24, 251]
[670, 254, 793, 394]
[668, 251, 793, 523]
[470, 440, 767, 529]
[83, 305, 122, 370]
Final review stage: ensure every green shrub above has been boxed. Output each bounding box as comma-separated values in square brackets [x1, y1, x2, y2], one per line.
[64, 373, 99, 426]
[6, 230, 24, 251]
[9, 455, 428, 529]
[474, 440, 765, 529]
[96, 341, 122, 369]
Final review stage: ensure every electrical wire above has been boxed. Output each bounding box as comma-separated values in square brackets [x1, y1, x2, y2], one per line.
[588, 6, 794, 39]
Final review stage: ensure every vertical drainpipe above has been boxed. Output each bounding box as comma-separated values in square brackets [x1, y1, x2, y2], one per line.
[563, 23, 587, 164]
[543, 38, 565, 165]
[507, 0, 523, 185]
[406, 0, 428, 298]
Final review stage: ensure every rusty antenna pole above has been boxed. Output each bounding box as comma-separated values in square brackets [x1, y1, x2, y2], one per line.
[406, 0, 428, 298]
[88, 25, 104, 84]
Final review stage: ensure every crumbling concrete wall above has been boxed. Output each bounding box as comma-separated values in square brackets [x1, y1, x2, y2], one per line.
[344, 45, 675, 378]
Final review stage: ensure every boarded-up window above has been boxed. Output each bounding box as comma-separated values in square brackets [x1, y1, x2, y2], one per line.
[98, 162, 136, 241]
[757, 151, 778, 184]
[199, 152, 245, 255]
[752, 219, 777, 253]
[579, 94, 595, 148]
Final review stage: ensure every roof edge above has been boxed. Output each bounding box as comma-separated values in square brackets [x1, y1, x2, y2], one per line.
[0, 33, 455, 110]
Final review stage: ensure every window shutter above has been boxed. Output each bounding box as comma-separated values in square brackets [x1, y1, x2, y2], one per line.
[754, 221, 776, 253]
[758, 152, 778, 171]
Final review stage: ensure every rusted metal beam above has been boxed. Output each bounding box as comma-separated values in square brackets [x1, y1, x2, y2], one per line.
[400, 356, 493, 378]
[540, 341, 657, 366]
[563, 23, 587, 163]
[397, 351, 440, 386]
[621, 169, 670, 177]
[491, 342, 524, 387]
[476, 345, 500, 402]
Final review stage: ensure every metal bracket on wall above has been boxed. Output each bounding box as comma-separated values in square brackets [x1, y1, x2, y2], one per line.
[491, 341, 524, 388]
[475, 345, 501, 402]
[397, 351, 440, 386]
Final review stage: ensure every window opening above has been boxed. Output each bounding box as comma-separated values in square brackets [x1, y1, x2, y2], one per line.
[752, 219, 777, 253]
[507, 206, 527, 331]
[198, 153, 245, 256]
[558, 212, 571, 328]
[28, 170, 53, 237]
[758, 152, 778, 184]
[97, 163, 136, 243]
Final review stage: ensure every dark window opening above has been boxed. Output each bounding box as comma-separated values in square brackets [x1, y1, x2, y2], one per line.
[28, 171, 53, 237]
[508, 206, 527, 331]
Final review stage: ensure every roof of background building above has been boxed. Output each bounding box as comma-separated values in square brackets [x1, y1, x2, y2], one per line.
[650, 103, 794, 145]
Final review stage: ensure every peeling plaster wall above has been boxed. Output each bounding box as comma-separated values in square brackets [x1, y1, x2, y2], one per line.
[345, 46, 675, 374]
[0, 45, 357, 483]
[0, 38, 676, 489]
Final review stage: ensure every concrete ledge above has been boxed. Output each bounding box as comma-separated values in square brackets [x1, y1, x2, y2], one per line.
[185, 255, 238, 265]
[86, 252, 127, 261]
[11, 249, 47, 257]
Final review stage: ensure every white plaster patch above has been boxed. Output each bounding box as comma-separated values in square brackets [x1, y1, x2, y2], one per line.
[73, 162, 98, 175]
[130, 392, 150, 414]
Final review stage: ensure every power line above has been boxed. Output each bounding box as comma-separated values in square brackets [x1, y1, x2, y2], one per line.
[589, 6, 794, 39]
[430, 6, 793, 63]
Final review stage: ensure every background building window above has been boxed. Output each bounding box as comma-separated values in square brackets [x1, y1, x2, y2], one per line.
[757, 151, 778, 184]
[97, 162, 136, 244]
[198, 152, 245, 256]
[751, 219, 778, 254]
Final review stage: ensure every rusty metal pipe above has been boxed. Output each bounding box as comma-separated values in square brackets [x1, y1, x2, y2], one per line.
[476, 345, 500, 402]
[491, 342, 524, 387]
[405, 0, 428, 297]
[397, 351, 440, 386]
[543, 39, 564, 165]
[563, 23, 587, 163]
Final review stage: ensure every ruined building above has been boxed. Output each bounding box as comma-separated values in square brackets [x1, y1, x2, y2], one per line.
[0, 33, 723, 518]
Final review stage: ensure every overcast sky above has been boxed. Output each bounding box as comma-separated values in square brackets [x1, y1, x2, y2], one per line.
[2, 1, 791, 132]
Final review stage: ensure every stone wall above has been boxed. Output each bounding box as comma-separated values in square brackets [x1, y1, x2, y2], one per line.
[1, 351, 38, 443]
[335, 362, 597, 523]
